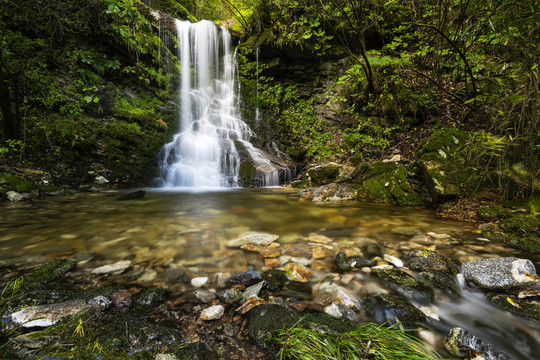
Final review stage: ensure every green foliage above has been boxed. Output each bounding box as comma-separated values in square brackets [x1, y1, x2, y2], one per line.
[342, 118, 397, 161]
[260, 83, 338, 160]
[273, 322, 440, 360]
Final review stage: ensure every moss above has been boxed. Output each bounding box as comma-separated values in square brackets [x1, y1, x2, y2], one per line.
[290, 179, 309, 189]
[239, 161, 256, 187]
[307, 164, 341, 186]
[389, 167, 428, 206]
[361, 294, 427, 328]
[375, 269, 435, 304]
[35, 308, 184, 359]
[416, 128, 469, 161]
[300, 311, 356, 335]
[477, 205, 511, 221]
[0, 173, 38, 192]
[261, 270, 287, 291]
[487, 293, 540, 321]
[24, 259, 75, 288]
[503, 197, 540, 213]
[356, 174, 394, 203]
[420, 271, 460, 297]
[498, 215, 539, 235]
[247, 304, 300, 347]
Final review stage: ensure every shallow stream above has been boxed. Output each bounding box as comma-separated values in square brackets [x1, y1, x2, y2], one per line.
[1, 188, 539, 358]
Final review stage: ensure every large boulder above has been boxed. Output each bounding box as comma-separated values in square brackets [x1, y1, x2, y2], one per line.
[462, 257, 538, 291]
[307, 163, 342, 186]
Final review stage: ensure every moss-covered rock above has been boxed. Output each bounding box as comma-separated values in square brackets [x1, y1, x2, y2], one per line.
[403, 249, 458, 275]
[420, 271, 460, 297]
[498, 215, 539, 235]
[247, 304, 300, 347]
[477, 204, 511, 221]
[0, 173, 38, 193]
[24, 259, 75, 289]
[361, 294, 427, 328]
[487, 293, 540, 321]
[239, 161, 257, 187]
[261, 269, 287, 291]
[307, 163, 341, 186]
[503, 197, 540, 213]
[374, 269, 435, 304]
[334, 251, 375, 273]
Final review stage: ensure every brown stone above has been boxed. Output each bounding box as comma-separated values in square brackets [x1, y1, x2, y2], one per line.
[284, 263, 314, 283]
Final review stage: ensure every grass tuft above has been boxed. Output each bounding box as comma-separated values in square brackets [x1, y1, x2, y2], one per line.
[273, 322, 441, 360]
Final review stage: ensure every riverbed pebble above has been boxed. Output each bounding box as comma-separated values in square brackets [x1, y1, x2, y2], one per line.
[191, 277, 210, 288]
[200, 305, 224, 321]
[284, 262, 313, 283]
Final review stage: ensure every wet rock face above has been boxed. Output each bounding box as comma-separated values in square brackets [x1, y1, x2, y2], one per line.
[462, 257, 538, 291]
[444, 327, 514, 360]
[404, 249, 458, 274]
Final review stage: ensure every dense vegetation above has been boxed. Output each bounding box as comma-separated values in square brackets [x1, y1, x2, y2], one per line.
[0, 0, 538, 199]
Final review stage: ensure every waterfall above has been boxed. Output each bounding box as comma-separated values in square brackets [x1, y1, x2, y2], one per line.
[157, 20, 280, 188]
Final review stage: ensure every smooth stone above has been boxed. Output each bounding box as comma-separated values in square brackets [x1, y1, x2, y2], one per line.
[200, 305, 224, 321]
[225, 270, 261, 286]
[308, 233, 333, 244]
[324, 302, 359, 323]
[91, 260, 131, 275]
[444, 327, 513, 360]
[191, 277, 209, 288]
[284, 263, 313, 283]
[383, 254, 404, 268]
[88, 295, 112, 311]
[194, 290, 217, 303]
[11, 300, 88, 327]
[462, 257, 538, 291]
[280, 256, 311, 266]
[165, 267, 191, 284]
[227, 233, 279, 248]
[240, 243, 281, 258]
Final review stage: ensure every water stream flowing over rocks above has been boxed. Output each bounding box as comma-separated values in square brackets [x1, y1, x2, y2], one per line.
[1, 189, 539, 359]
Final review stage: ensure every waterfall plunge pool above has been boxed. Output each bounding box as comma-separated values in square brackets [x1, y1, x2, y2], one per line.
[1, 188, 539, 358]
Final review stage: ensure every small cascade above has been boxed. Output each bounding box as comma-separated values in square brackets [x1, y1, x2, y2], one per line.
[255, 47, 262, 122]
[157, 20, 281, 188]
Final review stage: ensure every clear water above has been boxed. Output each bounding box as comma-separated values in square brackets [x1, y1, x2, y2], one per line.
[1, 189, 538, 358]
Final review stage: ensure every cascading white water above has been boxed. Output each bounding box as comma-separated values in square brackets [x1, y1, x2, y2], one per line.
[158, 20, 280, 188]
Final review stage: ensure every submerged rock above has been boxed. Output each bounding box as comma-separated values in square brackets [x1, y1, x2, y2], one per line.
[375, 268, 435, 304]
[403, 249, 458, 274]
[420, 271, 460, 297]
[226, 233, 279, 248]
[444, 327, 513, 360]
[335, 251, 375, 273]
[117, 190, 145, 201]
[225, 270, 261, 286]
[11, 299, 88, 328]
[91, 260, 131, 275]
[462, 257, 538, 291]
